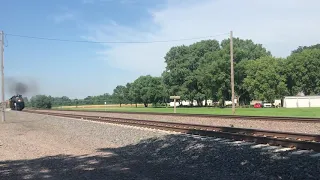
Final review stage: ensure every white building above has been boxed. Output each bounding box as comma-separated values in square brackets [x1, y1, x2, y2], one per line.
[169, 100, 214, 107]
[283, 96, 320, 108]
[225, 99, 237, 106]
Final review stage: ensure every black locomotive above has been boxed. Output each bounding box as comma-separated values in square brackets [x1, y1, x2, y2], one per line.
[9, 94, 25, 111]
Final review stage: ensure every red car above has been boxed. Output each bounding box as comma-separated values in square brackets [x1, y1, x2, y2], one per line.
[254, 103, 263, 108]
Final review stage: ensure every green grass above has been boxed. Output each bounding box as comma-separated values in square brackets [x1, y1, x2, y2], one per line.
[52, 106, 320, 118]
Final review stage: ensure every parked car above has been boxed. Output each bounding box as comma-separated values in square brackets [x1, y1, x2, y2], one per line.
[254, 103, 263, 108]
[263, 102, 272, 108]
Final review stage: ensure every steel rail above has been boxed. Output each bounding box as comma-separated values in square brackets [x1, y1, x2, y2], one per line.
[27, 108, 320, 123]
[23, 110, 320, 152]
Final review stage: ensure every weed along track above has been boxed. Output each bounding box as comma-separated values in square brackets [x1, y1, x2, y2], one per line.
[23, 110, 320, 152]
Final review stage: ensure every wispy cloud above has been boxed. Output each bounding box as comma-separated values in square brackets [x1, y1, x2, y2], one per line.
[82, 0, 121, 4]
[83, 0, 320, 76]
[119, 0, 137, 4]
[53, 12, 75, 23]
[82, 0, 95, 4]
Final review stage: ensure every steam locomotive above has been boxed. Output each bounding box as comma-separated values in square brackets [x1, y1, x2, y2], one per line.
[8, 94, 25, 111]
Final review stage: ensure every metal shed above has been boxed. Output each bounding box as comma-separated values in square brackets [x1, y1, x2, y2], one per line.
[283, 96, 320, 108]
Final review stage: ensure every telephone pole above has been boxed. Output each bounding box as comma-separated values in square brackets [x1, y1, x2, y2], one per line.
[230, 31, 235, 115]
[0, 31, 5, 122]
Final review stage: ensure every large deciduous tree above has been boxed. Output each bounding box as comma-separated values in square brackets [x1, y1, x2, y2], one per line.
[220, 38, 272, 105]
[291, 44, 320, 54]
[123, 83, 133, 105]
[130, 75, 166, 107]
[285, 49, 320, 95]
[162, 40, 221, 105]
[163, 38, 271, 106]
[243, 57, 288, 102]
[113, 85, 126, 107]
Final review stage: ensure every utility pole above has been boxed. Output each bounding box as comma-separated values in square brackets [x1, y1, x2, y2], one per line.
[0, 31, 5, 122]
[230, 30, 235, 115]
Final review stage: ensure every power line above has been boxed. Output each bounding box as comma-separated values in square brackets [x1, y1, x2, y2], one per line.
[4, 34, 8, 47]
[4, 32, 229, 44]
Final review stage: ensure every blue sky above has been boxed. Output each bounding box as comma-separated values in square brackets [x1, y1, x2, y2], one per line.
[1, 0, 320, 99]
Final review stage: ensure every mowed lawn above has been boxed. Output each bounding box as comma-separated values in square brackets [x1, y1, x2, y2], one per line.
[53, 106, 320, 118]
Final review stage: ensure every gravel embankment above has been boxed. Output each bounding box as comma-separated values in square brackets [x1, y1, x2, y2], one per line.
[35, 109, 320, 134]
[0, 111, 172, 161]
[0, 111, 319, 179]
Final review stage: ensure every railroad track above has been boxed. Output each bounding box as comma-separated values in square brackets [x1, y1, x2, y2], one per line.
[28, 108, 320, 123]
[23, 109, 320, 152]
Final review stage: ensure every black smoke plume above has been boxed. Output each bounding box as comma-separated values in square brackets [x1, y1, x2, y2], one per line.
[10, 82, 28, 94]
[5, 77, 38, 97]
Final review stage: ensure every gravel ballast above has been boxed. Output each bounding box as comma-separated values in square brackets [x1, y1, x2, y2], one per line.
[0, 111, 319, 180]
[36, 109, 320, 134]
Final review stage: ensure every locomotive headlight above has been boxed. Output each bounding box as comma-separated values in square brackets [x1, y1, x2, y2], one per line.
[18, 99, 21, 102]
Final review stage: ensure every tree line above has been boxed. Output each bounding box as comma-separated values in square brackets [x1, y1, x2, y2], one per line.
[26, 37, 320, 109]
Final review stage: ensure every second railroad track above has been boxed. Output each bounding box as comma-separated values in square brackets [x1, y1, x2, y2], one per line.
[27, 108, 320, 123]
[23, 110, 320, 152]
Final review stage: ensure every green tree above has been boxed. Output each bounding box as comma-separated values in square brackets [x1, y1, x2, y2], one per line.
[162, 38, 271, 106]
[194, 51, 230, 106]
[123, 83, 134, 105]
[291, 44, 320, 54]
[162, 40, 221, 105]
[22, 96, 30, 107]
[130, 75, 166, 107]
[30, 95, 52, 109]
[285, 48, 320, 95]
[220, 38, 272, 105]
[243, 57, 288, 102]
[113, 85, 126, 107]
[148, 77, 167, 107]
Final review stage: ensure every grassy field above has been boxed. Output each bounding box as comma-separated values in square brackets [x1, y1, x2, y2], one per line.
[53, 105, 320, 118]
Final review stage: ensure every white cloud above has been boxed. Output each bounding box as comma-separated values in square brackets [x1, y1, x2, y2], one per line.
[82, 0, 95, 4]
[53, 12, 75, 23]
[84, 0, 320, 76]
[82, 0, 130, 4]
